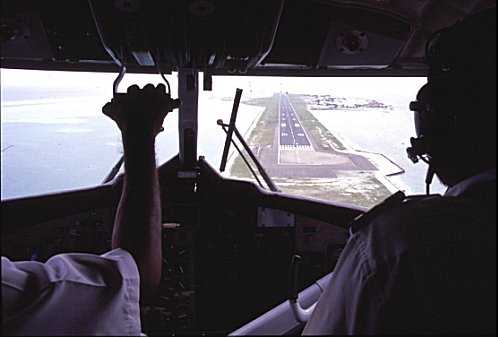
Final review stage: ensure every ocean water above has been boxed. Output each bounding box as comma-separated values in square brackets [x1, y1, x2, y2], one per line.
[0, 98, 263, 199]
[310, 106, 446, 195]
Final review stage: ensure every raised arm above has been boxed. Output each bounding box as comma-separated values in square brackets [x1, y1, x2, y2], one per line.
[102, 83, 181, 302]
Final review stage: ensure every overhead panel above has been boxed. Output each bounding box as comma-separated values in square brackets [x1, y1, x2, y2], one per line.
[1, 12, 53, 60]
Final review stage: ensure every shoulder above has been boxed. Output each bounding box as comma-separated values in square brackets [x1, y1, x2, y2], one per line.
[98, 248, 140, 279]
[2, 249, 141, 335]
[350, 192, 493, 262]
[376, 191, 494, 228]
[3, 248, 139, 290]
[43, 248, 140, 284]
[349, 191, 442, 235]
[354, 189, 492, 234]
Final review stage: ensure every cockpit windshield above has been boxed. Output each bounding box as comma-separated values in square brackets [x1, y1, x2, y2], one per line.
[1, 68, 446, 205]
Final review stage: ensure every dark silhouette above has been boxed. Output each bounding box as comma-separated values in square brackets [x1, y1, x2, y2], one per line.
[303, 8, 497, 335]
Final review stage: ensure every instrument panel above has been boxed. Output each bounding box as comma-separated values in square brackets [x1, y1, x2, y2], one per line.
[1, 159, 359, 334]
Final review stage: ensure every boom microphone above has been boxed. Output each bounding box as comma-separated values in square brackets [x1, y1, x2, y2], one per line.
[406, 136, 427, 164]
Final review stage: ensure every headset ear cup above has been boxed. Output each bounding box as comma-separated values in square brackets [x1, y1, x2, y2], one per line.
[413, 109, 422, 137]
[413, 83, 432, 137]
[408, 84, 431, 163]
[408, 81, 465, 163]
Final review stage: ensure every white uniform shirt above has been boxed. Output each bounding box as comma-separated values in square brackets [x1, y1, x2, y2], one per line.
[302, 169, 497, 334]
[2, 248, 142, 336]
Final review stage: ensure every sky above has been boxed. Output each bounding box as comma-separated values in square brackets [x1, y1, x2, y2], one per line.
[1, 68, 425, 100]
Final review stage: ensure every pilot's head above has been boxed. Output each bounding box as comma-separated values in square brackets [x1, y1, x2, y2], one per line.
[408, 8, 497, 187]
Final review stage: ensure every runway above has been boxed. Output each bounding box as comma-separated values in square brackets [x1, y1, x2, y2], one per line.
[256, 93, 376, 178]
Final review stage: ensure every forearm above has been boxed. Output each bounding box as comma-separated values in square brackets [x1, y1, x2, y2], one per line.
[112, 136, 162, 299]
[103, 84, 178, 303]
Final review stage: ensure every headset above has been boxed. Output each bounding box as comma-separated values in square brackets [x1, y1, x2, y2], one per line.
[406, 79, 462, 161]
[406, 79, 460, 193]
[406, 82, 440, 195]
[406, 84, 431, 165]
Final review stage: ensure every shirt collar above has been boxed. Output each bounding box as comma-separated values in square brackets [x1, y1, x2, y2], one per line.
[444, 169, 497, 197]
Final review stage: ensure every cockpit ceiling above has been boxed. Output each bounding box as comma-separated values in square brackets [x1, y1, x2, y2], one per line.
[0, 0, 495, 75]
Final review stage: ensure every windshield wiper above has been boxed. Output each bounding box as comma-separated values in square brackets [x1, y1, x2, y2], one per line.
[218, 88, 280, 192]
[102, 156, 124, 184]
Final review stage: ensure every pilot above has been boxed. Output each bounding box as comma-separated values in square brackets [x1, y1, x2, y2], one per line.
[302, 8, 497, 335]
[2, 84, 181, 335]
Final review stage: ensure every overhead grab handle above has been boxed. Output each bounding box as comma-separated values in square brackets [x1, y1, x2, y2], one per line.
[288, 255, 318, 323]
[90, 0, 174, 98]
[88, 0, 127, 97]
[112, 50, 127, 97]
